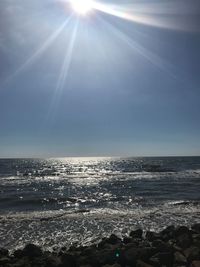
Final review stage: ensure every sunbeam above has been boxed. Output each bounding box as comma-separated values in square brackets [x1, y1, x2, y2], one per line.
[97, 15, 178, 80]
[3, 17, 72, 86]
[47, 18, 79, 120]
[89, 0, 200, 32]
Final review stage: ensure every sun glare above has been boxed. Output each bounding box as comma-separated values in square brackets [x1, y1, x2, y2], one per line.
[70, 0, 94, 15]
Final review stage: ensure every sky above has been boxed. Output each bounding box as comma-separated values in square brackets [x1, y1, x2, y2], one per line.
[0, 0, 200, 158]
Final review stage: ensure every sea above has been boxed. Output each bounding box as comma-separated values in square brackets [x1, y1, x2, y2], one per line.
[0, 156, 200, 251]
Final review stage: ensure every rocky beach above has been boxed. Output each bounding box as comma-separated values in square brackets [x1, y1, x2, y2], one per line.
[1, 224, 200, 267]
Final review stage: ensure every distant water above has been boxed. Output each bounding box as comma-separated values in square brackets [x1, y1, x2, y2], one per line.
[0, 157, 200, 250]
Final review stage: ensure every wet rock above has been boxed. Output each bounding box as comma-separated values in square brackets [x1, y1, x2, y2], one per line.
[44, 255, 62, 267]
[60, 253, 77, 267]
[124, 247, 156, 265]
[177, 233, 193, 249]
[13, 250, 24, 259]
[146, 231, 161, 242]
[80, 248, 118, 267]
[106, 234, 121, 245]
[161, 225, 175, 240]
[136, 260, 153, 267]
[130, 229, 143, 239]
[22, 244, 43, 258]
[0, 248, 8, 257]
[184, 246, 200, 262]
[149, 252, 174, 267]
[0, 256, 10, 265]
[152, 239, 173, 253]
[191, 261, 200, 267]
[102, 264, 121, 267]
[193, 235, 200, 248]
[175, 226, 190, 237]
[174, 251, 187, 264]
[9, 258, 32, 267]
[192, 224, 200, 234]
[123, 237, 132, 244]
[81, 247, 95, 256]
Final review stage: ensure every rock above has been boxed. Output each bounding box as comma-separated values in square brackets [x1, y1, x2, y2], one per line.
[175, 226, 190, 237]
[146, 231, 161, 242]
[0, 248, 8, 257]
[150, 252, 174, 267]
[106, 234, 121, 245]
[102, 264, 121, 267]
[124, 247, 156, 265]
[10, 258, 32, 267]
[45, 255, 62, 267]
[81, 248, 118, 267]
[0, 256, 10, 265]
[81, 247, 95, 256]
[176, 233, 193, 249]
[130, 229, 143, 239]
[152, 239, 173, 253]
[136, 260, 153, 267]
[22, 244, 43, 258]
[174, 251, 187, 264]
[193, 235, 200, 248]
[98, 236, 121, 249]
[191, 261, 200, 267]
[161, 225, 175, 240]
[61, 253, 77, 267]
[13, 250, 24, 259]
[162, 225, 175, 234]
[184, 246, 200, 262]
[192, 224, 200, 234]
[123, 237, 132, 244]
[138, 241, 151, 248]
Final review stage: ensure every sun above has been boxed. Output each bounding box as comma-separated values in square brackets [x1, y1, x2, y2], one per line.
[70, 0, 94, 15]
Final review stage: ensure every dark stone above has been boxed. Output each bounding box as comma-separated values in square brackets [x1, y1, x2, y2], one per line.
[89, 248, 118, 266]
[22, 244, 43, 258]
[136, 260, 153, 267]
[123, 237, 132, 244]
[45, 255, 61, 267]
[10, 257, 32, 267]
[177, 233, 193, 249]
[152, 239, 173, 253]
[150, 252, 174, 267]
[102, 264, 121, 267]
[184, 247, 200, 262]
[0, 256, 10, 265]
[0, 248, 8, 257]
[191, 261, 200, 267]
[81, 247, 96, 256]
[130, 229, 143, 239]
[124, 247, 156, 266]
[192, 224, 200, 234]
[146, 231, 161, 242]
[13, 249, 24, 259]
[175, 226, 190, 237]
[161, 225, 175, 240]
[106, 234, 121, 245]
[174, 251, 187, 264]
[61, 253, 77, 267]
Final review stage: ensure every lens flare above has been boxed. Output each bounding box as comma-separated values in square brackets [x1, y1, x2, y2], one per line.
[70, 0, 93, 15]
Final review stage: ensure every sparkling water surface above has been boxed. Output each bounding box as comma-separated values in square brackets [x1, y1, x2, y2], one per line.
[0, 157, 200, 250]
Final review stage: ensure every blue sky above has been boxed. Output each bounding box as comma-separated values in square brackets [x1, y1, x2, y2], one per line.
[0, 0, 200, 157]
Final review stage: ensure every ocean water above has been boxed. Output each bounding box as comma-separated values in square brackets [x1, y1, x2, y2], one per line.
[0, 156, 200, 250]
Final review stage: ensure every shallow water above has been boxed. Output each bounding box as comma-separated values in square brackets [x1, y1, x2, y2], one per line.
[0, 157, 200, 250]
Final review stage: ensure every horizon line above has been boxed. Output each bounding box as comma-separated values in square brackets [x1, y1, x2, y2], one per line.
[0, 155, 200, 159]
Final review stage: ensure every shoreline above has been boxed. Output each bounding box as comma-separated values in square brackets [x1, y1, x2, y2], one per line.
[1, 224, 200, 267]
